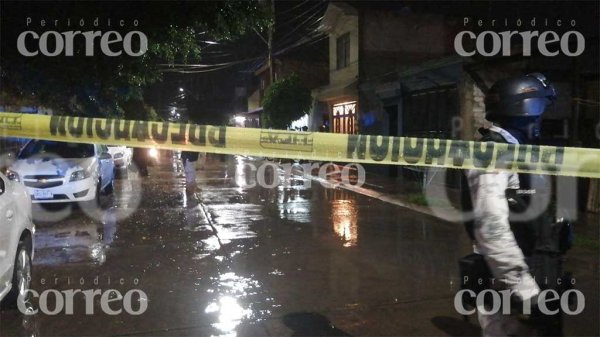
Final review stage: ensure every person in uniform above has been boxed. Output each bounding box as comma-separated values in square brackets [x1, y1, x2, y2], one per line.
[463, 73, 572, 336]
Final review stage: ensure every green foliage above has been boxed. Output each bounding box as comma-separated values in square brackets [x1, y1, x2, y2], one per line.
[262, 74, 312, 129]
[0, 1, 271, 117]
[121, 99, 159, 122]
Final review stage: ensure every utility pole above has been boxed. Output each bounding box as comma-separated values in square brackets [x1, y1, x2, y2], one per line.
[253, 1, 275, 86]
[268, 0, 275, 85]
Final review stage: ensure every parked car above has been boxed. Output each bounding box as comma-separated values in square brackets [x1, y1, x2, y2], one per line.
[107, 145, 132, 170]
[0, 171, 35, 308]
[5, 140, 115, 204]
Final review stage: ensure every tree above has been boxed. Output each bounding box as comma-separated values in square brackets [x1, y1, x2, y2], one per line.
[0, 1, 271, 119]
[262, 74, 312, 129]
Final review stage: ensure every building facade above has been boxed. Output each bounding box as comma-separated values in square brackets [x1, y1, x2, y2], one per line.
[311, 1, 599, 205]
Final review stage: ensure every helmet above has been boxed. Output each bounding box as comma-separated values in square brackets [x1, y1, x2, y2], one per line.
[485, 73, 556, 121]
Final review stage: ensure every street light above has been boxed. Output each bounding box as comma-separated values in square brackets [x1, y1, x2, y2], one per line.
[233, 116, 246, 124]
[179, 87, 184, 92]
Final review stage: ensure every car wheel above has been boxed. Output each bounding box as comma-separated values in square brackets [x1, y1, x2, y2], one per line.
[94, 181, 101, 200]
[2, 240, 32, 309]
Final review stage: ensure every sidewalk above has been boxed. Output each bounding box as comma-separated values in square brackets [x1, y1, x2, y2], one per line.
[304, 163, 465, 223]
[306, 162, 600, 242]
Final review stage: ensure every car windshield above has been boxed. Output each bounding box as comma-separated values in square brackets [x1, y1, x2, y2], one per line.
[18, 140, 95, 159]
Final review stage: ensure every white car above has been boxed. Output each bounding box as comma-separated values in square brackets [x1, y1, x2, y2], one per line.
[5, 140, 115, 204]
[107, 145, 132, 170]
[0, 171, 35, 308]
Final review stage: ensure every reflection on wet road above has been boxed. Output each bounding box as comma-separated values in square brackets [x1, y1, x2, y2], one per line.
[0, 155, 598, 336]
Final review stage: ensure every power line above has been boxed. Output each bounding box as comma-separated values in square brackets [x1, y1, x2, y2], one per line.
[273, 30, 327, 56]
[166, 1, 328, 75]
[276, 1, 325, 28]
[277, 0, 311, 16]
[159, 56, 265, 73]
[163, 64, 233, 74]
[275, 6, 325, 49]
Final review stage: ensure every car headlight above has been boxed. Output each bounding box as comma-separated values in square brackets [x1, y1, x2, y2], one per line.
[149, 148, 159, 158]
[4, 169, 20, 182]
[70, 169, 91, 182]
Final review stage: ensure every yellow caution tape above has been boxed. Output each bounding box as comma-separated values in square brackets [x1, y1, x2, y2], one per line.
[1, 112, 599, 178]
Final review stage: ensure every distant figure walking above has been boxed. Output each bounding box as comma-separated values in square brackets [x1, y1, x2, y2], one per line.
[181, 151, 199, 194]
[132, 147, 149, 177]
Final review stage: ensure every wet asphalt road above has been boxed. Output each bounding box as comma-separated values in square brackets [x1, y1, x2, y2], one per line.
[0, 154, 598, 336]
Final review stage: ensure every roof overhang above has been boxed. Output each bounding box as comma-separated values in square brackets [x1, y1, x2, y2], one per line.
[314, 80, 358, 102]
[318, 2, 358, 33]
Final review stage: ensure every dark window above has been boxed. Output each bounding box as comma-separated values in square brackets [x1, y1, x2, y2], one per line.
[336, 33, 350, 70]
[401, 86, 461, 188]
[401, 86, 458, 139]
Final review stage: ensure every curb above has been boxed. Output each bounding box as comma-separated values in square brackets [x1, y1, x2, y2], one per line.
[305, 167, 462, 223]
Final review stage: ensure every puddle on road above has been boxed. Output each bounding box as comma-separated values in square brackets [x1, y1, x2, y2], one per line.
[192, 236, 221, 260]
[205, 296, 252, 336]
[33, 209, 116, 266]
[331, 199, 359, 248]
[20, 157, 388, 336]
[203, 272, 264, 337]
[202, 203, 261, 241]
[276, 187, 314, 224]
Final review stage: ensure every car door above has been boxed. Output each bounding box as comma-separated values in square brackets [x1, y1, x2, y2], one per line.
[0, 174, 15, 291]
[98, 145, 114, 189]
